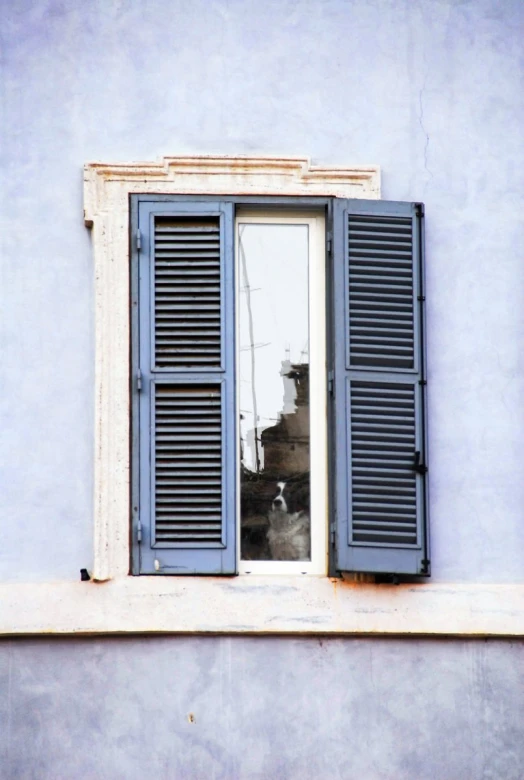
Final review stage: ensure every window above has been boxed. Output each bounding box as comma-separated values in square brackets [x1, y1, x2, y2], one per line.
[131, 195, 429, 578]
[5, 155, 502, 636]
[237, 212, 327, 576]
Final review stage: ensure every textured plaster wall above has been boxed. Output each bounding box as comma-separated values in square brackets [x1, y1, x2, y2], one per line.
[1, 0, 524, 583]
[1, 4, 524, 776]
[1, 636, 523, 779]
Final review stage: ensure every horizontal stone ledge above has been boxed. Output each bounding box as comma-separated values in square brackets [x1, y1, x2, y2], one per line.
[1, 578, 523, 638]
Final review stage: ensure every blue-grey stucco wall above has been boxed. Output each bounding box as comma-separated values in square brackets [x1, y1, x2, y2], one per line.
[1, 637, 523, 779]
[2, 0, 524, 583]
[2, 0, 524, 584]
[2, 3, 524, 777]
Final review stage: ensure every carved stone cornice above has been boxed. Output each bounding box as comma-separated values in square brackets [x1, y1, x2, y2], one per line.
[84, 155, 380, 225]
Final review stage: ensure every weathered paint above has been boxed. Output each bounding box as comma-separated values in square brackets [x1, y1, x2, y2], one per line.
[1, 578, 524, 637]
[1, 636, 523, 779]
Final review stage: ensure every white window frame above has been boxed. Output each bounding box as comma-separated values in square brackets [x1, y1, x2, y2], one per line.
[236, 212, 327, 576]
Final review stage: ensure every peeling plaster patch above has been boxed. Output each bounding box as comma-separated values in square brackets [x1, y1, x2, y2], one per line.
[220, 584, 299, 595]
[197, 626, 257, 633]
[408, 588, 478, 596]
[353, 608, 398, 615]
[266, 616, 329, 624]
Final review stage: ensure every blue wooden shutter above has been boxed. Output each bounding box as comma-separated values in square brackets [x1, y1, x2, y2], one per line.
[133, 200, 236, 574]
[332, 199, 429, 576]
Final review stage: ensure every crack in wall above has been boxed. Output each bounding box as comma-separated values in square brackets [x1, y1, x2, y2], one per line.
[418, 72, 434, 193]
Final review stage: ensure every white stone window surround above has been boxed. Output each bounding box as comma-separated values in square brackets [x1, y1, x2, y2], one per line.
[85, 155, 381, 583]
[2, 156, 523, 638]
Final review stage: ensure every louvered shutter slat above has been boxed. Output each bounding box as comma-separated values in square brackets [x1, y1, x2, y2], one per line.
[351, 381, 417, 547]
[333, 199, 429, 576]
[348, 213, 415, 371]
[133, 200, 236, 575]
[153, 218, 222, 370]
[153, 382, 224, 550]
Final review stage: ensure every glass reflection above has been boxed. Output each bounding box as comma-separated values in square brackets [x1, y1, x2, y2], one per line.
[239, 223, 310, 561]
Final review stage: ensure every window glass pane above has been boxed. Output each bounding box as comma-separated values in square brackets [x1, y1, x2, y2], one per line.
[239, 223, 310, 561]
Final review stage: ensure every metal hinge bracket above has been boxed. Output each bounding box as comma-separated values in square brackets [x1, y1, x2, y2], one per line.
[136, 229, 142, 252]
[137, 521, 142, 543]
[414, 450, 428, 475]
[328, 370, 335, 396]
[330, 521, 336, 547]
[137, 369, 142, 392]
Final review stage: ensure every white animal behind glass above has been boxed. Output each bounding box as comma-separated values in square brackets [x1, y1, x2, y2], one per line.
[267, 481, 310, 561]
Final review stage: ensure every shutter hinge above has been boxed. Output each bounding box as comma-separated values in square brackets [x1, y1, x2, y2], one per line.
[136, 229, 142, 252]
[328, 370, 335, 396]
[137, 521, 142, 543]
[327, 232, 332, 255]
[330, 521, 336, 547]
[137, 369, 142, 392]
[414, 451, 428, 475]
